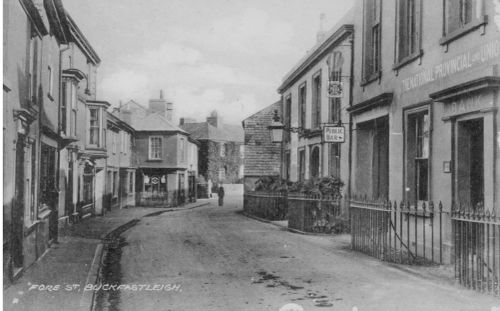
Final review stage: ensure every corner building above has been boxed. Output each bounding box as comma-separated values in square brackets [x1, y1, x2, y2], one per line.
[350, 0, 500, 261]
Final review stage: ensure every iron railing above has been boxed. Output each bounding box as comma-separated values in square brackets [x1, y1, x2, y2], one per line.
[288, 193, 342, 233]
[452, 205, 500, 296]
[244, 191, 344, 233]
[243, 191, 288, 221]
[350, 198, 444, 265]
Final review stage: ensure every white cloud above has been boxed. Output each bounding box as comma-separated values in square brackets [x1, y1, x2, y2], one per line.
[98, 8, 288, 124]
[113, 41, 267, 89]
[122, 42, 203, 67]
[167, 88, 263, 125]
[99, 69, 150, 105]
[168, 8, 295, 56]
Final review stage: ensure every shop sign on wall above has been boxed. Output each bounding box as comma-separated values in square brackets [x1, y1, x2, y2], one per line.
[442, 93, 494, 119]
[401, 39, 500, 92]
[323, 125, 345, 143]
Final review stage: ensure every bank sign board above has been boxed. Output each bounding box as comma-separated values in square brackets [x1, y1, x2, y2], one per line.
[323, 126, 345, 143]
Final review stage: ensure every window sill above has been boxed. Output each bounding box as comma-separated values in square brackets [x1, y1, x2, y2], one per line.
[85, 146, 106, 151]
[393, 50, 424, 71]
[439, 15, 488, 46]
[24, 220, 43, 236]
[37, 208, 52, 220]
[361, 71, 381, 86]
[147, 159, 162, 162]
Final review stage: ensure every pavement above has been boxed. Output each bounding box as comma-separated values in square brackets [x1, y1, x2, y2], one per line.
[2, 199, 211, 311]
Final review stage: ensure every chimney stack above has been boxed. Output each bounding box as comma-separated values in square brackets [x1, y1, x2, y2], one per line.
[149, 89, 174, 121]
[316, 13, 327, 44]
[206, 110, 221, 128]
[120, 109, 132, 125]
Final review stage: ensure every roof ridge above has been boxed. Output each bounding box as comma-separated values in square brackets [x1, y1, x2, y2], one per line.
[243, 100, 281, 121]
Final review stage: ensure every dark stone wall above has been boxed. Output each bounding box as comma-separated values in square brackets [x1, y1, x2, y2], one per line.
[243, 101, 282, 177]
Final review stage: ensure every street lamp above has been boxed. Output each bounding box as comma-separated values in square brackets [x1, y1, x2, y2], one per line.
[268, 109, 284, 143]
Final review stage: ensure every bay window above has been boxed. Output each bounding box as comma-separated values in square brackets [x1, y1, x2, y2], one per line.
[87, 105, 105, 148]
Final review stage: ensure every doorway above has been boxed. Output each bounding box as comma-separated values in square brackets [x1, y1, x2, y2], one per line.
[355, 116, 389, 200]
[310, 146, 320, 179]
[12, 134, 26, 270]
[456, 118, 484, 209]
[40, 143, 58, 242]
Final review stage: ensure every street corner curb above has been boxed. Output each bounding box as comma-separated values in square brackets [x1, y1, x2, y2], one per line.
[143, 202, 211, 217]
[182, 202, 210, 211]
[385, 262, 455, 286]
[286, 227, 334, 236]
[242, 212, 338, 236]
[99, 218, 141, 240]
[79, 243, 104, 311]
[241, 212, 272, 224]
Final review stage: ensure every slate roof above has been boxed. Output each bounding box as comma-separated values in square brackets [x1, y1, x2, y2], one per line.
[180, 122, 243, 142]
[131, 112, 187, 133]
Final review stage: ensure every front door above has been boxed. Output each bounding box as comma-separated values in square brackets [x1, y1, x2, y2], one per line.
[12, 134, 26, 269]
[456, 118, 484, 209]
[66, 157, 74, 216]
[40, 143, 58, 242]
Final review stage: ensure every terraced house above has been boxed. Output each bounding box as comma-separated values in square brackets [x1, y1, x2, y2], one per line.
[277, 12, 354, 211]
[58, 12, 107, 223]
[105, 111, 136, 211]
[2, 0, 108, 284]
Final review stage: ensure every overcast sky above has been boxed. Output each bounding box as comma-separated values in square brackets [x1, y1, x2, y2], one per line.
[63, 0, 353, 125]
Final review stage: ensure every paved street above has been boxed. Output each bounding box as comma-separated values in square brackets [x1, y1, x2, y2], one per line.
[94, 195, 500, 311]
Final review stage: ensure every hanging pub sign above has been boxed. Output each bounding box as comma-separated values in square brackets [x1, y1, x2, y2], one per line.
[323, 125, 345, 143]
[327, 81, 343, 98]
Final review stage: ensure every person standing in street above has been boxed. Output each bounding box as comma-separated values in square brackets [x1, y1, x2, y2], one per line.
[218, 185, 225, 206]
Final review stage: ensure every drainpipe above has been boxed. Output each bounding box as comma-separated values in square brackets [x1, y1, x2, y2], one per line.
[58, 43, 70, 223]
[347, 34, 355, 213]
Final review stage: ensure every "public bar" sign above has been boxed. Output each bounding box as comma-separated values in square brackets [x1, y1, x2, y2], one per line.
[323, 126, 345, 143]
